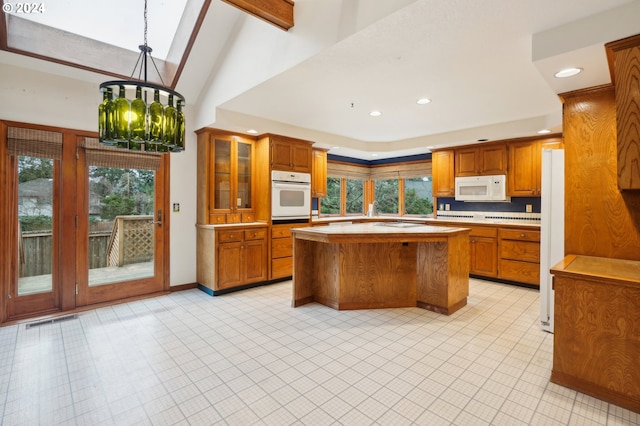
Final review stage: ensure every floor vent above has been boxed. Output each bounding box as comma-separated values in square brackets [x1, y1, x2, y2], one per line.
[25, 314, 78, 329]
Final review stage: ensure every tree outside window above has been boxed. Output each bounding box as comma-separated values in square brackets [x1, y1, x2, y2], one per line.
[404, 177, 433, 215]
[374, 179, 399, 214]
[345, 178, 364, 214]
[321, 176, 341, 214]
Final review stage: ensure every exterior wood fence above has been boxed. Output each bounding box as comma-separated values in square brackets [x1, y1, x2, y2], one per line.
[19, 232, 110, 277]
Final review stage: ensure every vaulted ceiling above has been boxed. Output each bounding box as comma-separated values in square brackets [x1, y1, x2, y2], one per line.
[2, 0, 640, 159]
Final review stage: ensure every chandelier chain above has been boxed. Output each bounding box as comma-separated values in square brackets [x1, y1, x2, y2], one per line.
[144, 0, 148, 48]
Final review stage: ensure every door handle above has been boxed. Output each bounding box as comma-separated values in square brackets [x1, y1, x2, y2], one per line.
[153, 210, 162, 227]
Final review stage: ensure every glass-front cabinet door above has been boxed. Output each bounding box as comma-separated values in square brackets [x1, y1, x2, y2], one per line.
[209, 136, 254, 223]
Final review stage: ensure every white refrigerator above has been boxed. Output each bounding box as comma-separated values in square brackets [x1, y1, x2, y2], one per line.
[540, 149, 564, 333]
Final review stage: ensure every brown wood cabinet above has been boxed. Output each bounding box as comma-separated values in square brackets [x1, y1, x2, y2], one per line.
[469, 226, 498, 277]
[551, 255, 640, 413]
[508, 137, 563, 196]
[607, 34, 640, 190]
[216, 226, 268, 290]
[498, 227, 540, 285]
[270, 223, 307, 279]
[196, 129, 256, 224]
[312, 148, 328, 197]
[455, 144, 507, 176]
[432, 150, 455, 197]
[268, 135, 313, 173]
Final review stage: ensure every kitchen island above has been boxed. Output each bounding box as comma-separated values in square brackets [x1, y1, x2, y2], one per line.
[291, 223, 470, 315]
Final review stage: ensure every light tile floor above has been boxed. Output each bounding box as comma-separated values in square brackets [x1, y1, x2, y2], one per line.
[1, 278, 639, 426]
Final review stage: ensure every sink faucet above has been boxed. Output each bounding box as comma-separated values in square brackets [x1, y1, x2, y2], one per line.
[367, 201, 378, 217]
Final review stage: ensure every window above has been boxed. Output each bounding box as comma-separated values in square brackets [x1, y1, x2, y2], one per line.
[323, 159, 433, 217]
[321, 177, 341, 215]
[345, 178, 364, 215]
[374, 179, 399, 215]
[404, 177, 433, 215]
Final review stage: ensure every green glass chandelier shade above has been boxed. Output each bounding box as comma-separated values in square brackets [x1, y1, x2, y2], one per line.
[98, 81, 186, 153]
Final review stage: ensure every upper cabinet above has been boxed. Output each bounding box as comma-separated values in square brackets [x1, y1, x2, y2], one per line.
[455, 144, 507, 176]
[312, 148, 328, 198]
[196, 129, 256, 224]
[432, 149, 455, 197]
[508, 137, 563, 196]
[606, 34, 640, 190]
[268, 135, 313, 173]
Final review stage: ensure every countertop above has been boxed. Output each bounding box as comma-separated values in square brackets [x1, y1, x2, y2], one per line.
[311, 215, 541, 228]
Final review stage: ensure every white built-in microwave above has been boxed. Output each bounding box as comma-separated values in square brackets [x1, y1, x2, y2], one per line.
[271, 170, 311, 220]
[455, 175, 507, 202]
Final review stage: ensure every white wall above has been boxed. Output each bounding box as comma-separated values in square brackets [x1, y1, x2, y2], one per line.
[0, 60, 197, 287]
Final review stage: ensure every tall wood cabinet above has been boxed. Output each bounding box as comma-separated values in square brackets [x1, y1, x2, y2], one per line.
[197, 129, 256, 224]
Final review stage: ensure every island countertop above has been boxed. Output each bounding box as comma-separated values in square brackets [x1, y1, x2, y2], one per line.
[292, 222, 470, 243]
[291, 222, 470, 314]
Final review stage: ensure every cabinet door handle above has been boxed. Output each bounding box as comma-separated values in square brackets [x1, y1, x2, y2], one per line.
[520, 233, 525, 238]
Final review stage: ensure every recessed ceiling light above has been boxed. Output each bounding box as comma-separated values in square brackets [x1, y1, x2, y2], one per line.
[555, 67, 582, 78]
[537, 129, 551, 134]
[369, 111, 382, 117]
[247, 129, 258, 134]
[417, 98, 431, 105]
[371, 153, 379, 157]
[331, 146, 340, 149]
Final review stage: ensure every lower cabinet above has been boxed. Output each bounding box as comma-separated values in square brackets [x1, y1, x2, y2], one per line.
[469, 226, 498, 277]
[270, 223, 308, 279]
[498, 228, 541, 286]
[216, 226, 268, 290]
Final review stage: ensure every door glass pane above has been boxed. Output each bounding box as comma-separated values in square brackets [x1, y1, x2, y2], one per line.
[237, 142, 251, 209]
[404, 177, 434, 215]
[321, 177, 341, 215]
[88, 166, 155, 286]
[374, 179, 399, 214]
[214, 139, 231, 209]
[17, 155, 54, 295]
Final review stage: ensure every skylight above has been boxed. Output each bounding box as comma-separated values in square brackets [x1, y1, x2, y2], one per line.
[6, 0, 187, 60]
[1, 0, 208, 88]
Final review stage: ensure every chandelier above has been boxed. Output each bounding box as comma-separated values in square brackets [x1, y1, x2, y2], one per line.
[98, 0, 185, 153]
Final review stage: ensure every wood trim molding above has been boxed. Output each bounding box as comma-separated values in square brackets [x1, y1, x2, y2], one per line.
[606, 34, 640, 86]
[222, 0, 294, 31]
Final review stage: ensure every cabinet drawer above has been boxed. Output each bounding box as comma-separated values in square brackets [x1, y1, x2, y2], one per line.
[499, 259, 540, 285]
[217, 230, 243, 243]
[500, 240, 540, 262]
[209, 214, 226, 224]
[272, 257, 293, 279]
[272, 238, 293, 258]
[226, 213, 241, 224]
[272, 227, 293, 239]
[469, 226, 498, 238]
[244, 228, 266, 241]
[499, 228, 540, 242]
[241, 213, 255, 223]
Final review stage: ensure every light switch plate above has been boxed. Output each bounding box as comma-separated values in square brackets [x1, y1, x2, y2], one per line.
[526, 204, 532, 213]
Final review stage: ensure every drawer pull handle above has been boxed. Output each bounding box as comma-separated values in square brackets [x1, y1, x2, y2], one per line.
[520, 233, 525, 237]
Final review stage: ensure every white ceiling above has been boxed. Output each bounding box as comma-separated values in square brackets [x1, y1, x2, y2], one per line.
[198, 0, 640, 159]
[2, 0, 640, 160]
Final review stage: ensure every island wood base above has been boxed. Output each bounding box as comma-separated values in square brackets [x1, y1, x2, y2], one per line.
[291, 224, 470, 315]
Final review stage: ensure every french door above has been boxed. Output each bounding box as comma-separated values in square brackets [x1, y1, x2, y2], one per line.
[75, 138, 167, 306]
[1, 123, 169, 322]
